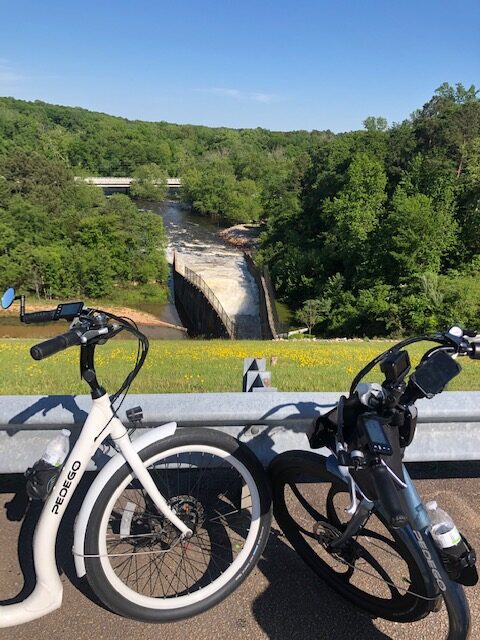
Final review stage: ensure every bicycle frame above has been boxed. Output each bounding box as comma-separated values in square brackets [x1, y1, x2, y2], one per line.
[0, 392, 192, 628]
[325, 454, 471, 640]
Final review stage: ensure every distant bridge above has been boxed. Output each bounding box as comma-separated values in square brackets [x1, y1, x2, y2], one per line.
[74, 176, 182, 191]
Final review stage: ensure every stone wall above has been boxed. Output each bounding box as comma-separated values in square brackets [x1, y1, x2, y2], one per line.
[244, 253, 279, 340]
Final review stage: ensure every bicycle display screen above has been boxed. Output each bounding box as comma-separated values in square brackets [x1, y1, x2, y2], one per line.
[411, 350, 461, 397]
[359, 415, 393, 456]
[54, 302, 84, 320]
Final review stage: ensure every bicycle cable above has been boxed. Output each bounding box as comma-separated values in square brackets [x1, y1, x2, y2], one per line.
[329, 547, 439, 602]
[316, 518, 440, 602]
[89, 309, 147, 443]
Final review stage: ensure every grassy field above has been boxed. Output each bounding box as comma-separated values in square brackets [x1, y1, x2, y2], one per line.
[1, 339, 480, 395]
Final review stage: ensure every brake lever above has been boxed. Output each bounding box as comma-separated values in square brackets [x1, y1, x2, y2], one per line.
[438, 327, 475, 358]
[79, 327, 109, 343]
[335, 441, 358, 515]
[344, 473, 358, 515]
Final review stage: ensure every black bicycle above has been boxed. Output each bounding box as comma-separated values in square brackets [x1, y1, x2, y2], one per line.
[269, 327, 478, 639]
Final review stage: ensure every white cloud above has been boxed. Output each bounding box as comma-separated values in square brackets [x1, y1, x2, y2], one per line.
[200, 87, 278, 103]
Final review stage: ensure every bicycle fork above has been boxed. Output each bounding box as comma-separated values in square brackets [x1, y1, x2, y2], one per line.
[325, 455, 471, 640]
[399, 466, 471, 640]
[0, 394, 191, 628]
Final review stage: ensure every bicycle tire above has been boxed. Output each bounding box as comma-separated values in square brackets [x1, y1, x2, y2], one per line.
[269, 451, 432, 622]
[84, 428, 271, 622]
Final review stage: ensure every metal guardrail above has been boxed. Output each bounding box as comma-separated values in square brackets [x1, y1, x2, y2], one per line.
[183, 266, 237, 339]
[0, 391, 479, 473]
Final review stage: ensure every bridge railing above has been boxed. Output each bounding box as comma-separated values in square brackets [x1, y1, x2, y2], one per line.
[183, 266, 237, 339]
[74, 177, 182, 188]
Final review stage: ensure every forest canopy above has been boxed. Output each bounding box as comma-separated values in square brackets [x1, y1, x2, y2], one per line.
[0, 150, 168, 300]
[0, 83, 479, 335]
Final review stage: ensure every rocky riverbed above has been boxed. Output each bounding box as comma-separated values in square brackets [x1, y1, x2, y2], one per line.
[217, 224, 261, 250]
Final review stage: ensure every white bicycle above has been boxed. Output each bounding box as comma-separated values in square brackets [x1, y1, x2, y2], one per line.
[0, 288, 272, 627]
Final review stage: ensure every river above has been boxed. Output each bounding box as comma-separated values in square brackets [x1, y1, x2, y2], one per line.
[0, 201, 237, 340]
[136, 200, 240, 339]
[146, 200, 238, 261]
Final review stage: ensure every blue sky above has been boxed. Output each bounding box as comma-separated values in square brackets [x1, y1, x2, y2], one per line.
[0, 0, 478, 132]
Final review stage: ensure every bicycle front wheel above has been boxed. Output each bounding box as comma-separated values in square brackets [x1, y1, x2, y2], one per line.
[270, 451, 432, 623]
[84, 428, 271, 622]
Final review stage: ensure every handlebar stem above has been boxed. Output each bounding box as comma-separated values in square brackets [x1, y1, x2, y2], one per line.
[80, 344, 105, 399]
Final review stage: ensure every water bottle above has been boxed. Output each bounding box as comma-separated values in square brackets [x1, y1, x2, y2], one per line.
[425, 500, 478, 586]
[25, 429, 71, 500]
[425, 500, 461, 549]
[41, 429, 71, 467]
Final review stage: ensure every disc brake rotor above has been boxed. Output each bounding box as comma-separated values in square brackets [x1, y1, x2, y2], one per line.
[96, 495, 206, 559]
[167, 494, 205, 533]
[314, 521, 359, 564]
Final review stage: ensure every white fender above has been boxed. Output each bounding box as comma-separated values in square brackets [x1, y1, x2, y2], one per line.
[73, 422, 177, 578]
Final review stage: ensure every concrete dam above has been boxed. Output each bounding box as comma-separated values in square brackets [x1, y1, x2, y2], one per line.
[173, 251, 264, 339]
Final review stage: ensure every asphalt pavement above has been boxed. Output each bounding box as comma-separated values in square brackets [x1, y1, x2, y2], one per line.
[0, 467, 478, 640]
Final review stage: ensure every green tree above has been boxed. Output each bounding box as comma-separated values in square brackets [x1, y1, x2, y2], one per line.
[363, 116, 388, 132]
[30, 244, 76, 299]
[295, 299, 330, 335]
[0, 150, 169, 299]
[413, 83, 480, 177]
[456, 137, 480, 258]
[130, 163, 168, 201]
[183, 156, 262, 224]
[322, 153, 387, 284]
[382, 186, 456, 284]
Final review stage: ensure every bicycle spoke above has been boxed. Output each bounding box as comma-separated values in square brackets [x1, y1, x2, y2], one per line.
[290, 483, 325, 522]
[99, 445, 260, 602]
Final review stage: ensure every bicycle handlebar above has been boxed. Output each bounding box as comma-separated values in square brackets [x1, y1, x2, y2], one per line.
[23, 310, 57, 324]
[370, 462, 408, 529]
[1, 295, 149, 405]
[30, 329, 84, 361]
[468, 342, 480, 359]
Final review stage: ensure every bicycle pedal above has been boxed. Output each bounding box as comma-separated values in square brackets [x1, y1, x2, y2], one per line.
[126, 406, 143, 424]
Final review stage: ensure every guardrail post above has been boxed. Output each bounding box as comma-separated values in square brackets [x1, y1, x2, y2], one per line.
[243, 358, 277, 392]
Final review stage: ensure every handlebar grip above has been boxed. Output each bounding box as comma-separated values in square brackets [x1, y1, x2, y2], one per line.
[30, 330, 82, 361]
[23, 310, 57, 324]
[469, 343, 480, 360]
[370, 463, 408, 529]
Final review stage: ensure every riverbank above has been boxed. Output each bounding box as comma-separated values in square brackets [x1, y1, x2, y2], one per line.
[0, 295, 187, 340]
[0, 302, 178, 327]
[1, 339, 479, 394]
[217, 223, 261, 250]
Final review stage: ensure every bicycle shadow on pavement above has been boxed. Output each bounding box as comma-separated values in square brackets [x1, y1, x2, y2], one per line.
[0, 473, 104, 609]
[0, 491, 42, 605]
[251, 527, 391, 640]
